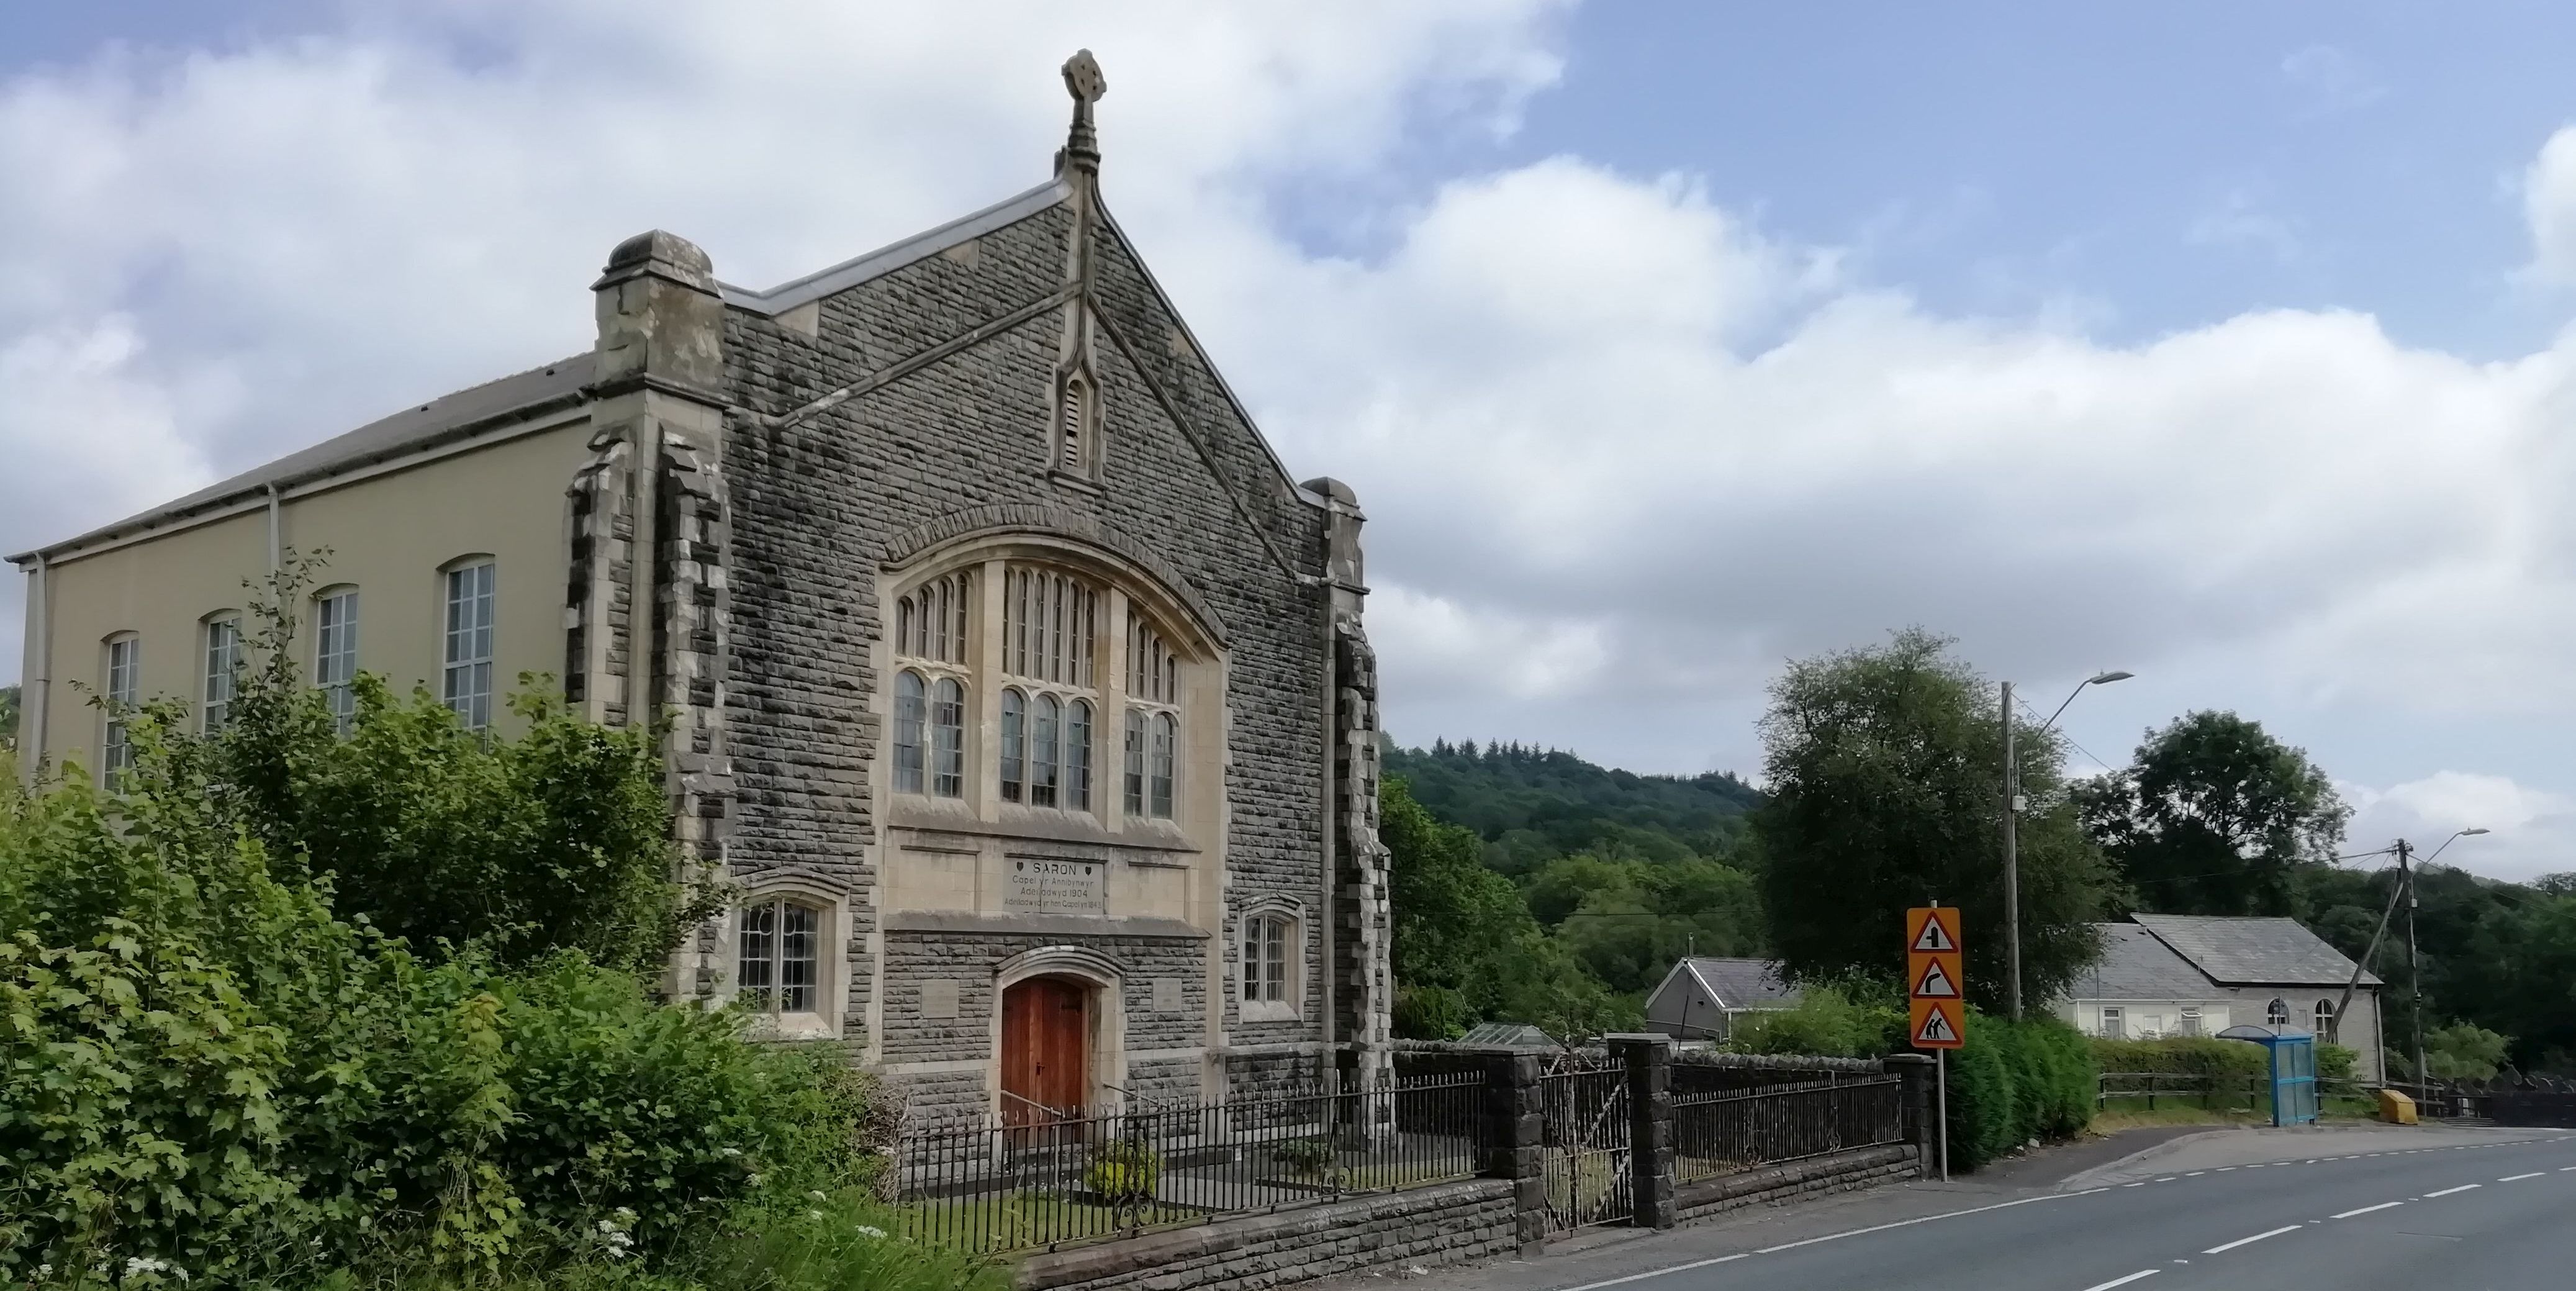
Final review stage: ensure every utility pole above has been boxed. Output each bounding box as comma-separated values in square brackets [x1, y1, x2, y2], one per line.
[2001, 681, 2021, 1020]
[2400, 837, 2426, 1095]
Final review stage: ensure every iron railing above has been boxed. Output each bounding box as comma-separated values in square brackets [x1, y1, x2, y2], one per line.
[2097, 1072, 2380, 1115]
[1537, 1063, 1631, 1231]
[1673, 1074, 1905, 1184]
[895, 1072, 1485, 1255]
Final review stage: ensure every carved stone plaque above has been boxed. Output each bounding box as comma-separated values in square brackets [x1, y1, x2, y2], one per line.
[1005, 857, 1106, 916]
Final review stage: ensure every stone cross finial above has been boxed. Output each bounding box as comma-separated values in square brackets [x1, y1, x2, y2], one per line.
[1061, 49, 1106, 171]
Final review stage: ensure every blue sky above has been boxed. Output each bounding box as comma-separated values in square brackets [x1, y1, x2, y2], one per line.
[6, 3, 2576, 881]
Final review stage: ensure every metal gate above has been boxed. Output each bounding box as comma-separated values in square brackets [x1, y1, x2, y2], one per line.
[1538, 1064, 1631, 1230]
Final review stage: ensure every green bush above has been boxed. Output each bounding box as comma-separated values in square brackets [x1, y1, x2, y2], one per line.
[1, 692, 959, 1289]
[1085, 1139, 1164, 1205]
[2090, 1036, 2267, 1079]
[1935, 1013, 2097, 1173]
[1720, 982, 1907, 1059]
[2317, 1043, 2357, 1081]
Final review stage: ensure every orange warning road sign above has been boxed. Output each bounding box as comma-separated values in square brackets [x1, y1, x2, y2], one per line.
[1906, 907, 1966, 1049]
[1910, 956, 1961, 999]
[1906, 907, 1961, 955]
[1910, 997, 1965, 1049]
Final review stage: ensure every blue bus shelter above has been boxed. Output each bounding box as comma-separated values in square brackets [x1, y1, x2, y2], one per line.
[2218, 1025, 2319, 1126]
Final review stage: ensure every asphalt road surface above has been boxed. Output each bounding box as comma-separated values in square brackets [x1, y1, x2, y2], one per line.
[1354, 1126, 2576, 1291]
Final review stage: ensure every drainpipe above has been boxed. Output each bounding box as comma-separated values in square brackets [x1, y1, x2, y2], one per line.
[20, 555, 48, 786]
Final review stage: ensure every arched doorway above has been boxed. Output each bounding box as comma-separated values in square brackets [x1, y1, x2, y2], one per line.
[1001, 975, 1093, 1128]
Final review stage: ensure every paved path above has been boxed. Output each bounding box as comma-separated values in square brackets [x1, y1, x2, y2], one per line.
[1338, 1125, 2576, 1291]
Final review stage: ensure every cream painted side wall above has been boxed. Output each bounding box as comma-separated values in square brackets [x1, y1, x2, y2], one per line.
[30, 417, 594, 775]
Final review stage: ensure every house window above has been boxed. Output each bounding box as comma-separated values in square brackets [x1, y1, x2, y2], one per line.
[736, 896, 821, 1015]
[2266, 998, 2290, 1027]
[892, 671, 963, 798]
[441, 560, 496, 728]
[1124, 611, 1180, 820]
[2177, 1007, 2202, 1038]
[1150, 712, 1176, 818]
[314, 588, 359, 733]
[1057, 372, 1095, 476]
[931, 677, 964, 797]
[1001, 688, 1024, 802]
[201, 615, 242, 733]
[102, 634, 139, 784]
[2313, 998, 2336, 1038]
[895, 570, 971, 664]
[2098, 1006, 2125, 1040]
[1244, 912, 1294, 1007]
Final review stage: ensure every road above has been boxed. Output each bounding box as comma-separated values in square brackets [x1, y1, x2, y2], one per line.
[1352, 1126, 2576, 1291]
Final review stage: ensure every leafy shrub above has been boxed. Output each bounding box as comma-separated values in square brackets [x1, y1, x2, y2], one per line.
[2090, 1036, 2267, 1079]
[1938, 1013, 2097, 1172]
[2317, 1043, 2356, 1080]
[1085, 1139, 1164, 1205]
[0, 700, 919, 1288]
[1723, 984, 1903, 1058]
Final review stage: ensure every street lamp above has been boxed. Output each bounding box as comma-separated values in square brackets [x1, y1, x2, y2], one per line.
[2002, 669, 2133, 1020]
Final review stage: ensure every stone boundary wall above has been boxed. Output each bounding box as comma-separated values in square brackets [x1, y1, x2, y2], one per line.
[1014, 1179, 1514, 1291]
[1673, 1143, 1920, 1226]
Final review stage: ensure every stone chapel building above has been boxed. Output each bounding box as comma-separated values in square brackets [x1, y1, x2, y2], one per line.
[9, 53, 1394, 1122]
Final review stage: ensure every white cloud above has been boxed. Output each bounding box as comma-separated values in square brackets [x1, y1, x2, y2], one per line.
[2344, 771, 2576, 883]
[10, 2, 2576, 861]
[2522, 125, 2576, 286]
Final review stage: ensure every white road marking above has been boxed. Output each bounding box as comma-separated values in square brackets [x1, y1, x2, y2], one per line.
[2186, 1171, 2206, 1177]
[2425, 1184, 2481, 1198]
[1552, 1253, 1743, 1291]
[2123, 1182, 2146, 1187]
[2331, 1202, 2403, 1219]
[2077, 1272, 2159, 1291]
[2558, 1166, 2576, 1172]
[2154, 1177, 2176, 1182]
[1750, 1190, 2102, 1256]
[2203, 1225, 2303, 1254]
[2499, 1172, 2544, 1182]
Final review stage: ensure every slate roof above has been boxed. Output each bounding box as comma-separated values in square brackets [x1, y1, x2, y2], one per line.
[1681, 958, 1801, 1009]
[2068, 923, 2223, 1000]
[2130, 913, 2380, 988]
[12, 355, 590, 563]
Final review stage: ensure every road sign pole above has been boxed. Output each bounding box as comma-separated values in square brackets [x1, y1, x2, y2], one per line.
[1936, 1049, 1949, 1183]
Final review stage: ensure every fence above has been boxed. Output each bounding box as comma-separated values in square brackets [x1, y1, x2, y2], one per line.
[1537, 1062, 1632, 1231]
[1674, 1074, 1905, 1183]
[896, 1072, 1485, 1255]
[2098, 1072, 2379, 1117]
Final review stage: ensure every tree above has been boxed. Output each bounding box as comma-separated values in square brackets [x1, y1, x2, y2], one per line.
[2077, 710, 2348, 916]
[1753, 628, 2112, 1012]
[1531, 855, 1764, 995]
[0, 682, 18, 754]
[1384, 775, 1549, 1036]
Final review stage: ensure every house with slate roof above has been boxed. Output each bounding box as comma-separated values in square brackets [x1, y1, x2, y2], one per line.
[1643, 956, 1804, 1042]
[2060, 914, 2385, 1084]
[9, 52, 1394, 1123]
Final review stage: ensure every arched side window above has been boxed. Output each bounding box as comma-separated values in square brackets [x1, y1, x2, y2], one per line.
[313, 586, 361, 734]
[201, 612, 243, 733]
[894, 670, 928, 794]
[1240, 907, 1301, 1022]
[2266, 997, 2290, 1027]
[2312, 998, 2336, 1036]
[101, 633, 140, 784]
[441, 558, 497, 729]
[738, 894, 823, 1015]
[1057, 372, 1096, 477]
[1000, 688, 1026, 802]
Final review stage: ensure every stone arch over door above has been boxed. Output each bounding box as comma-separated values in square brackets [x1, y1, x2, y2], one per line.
[992, 946, 1127, 1121]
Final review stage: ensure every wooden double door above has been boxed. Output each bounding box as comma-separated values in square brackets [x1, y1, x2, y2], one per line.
[1001, 976, 1092, 1127]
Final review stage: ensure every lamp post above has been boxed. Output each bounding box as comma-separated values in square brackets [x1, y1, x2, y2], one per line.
[2002, 669, 2133, 1020]
[2405, 828, 2486, 1093]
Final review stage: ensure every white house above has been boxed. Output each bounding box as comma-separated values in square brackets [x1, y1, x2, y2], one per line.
[2059, 914, 2384, 1084]
[1644, 957, 1802, 1041]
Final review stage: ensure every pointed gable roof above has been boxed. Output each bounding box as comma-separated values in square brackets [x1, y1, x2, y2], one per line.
[2129, 913, 2380, 987]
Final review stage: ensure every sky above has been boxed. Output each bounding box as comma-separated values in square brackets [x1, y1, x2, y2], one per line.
[6, 2, 2576, 882]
